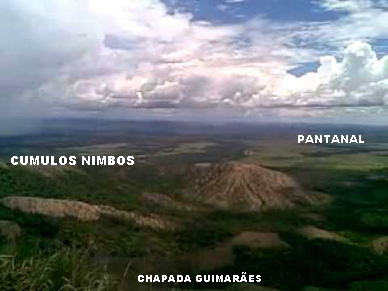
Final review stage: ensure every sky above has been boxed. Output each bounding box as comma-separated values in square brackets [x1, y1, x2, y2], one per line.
[1, 0, 388, 127]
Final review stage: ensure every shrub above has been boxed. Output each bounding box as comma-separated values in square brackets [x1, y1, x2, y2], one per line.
[0, 249, 116, 291]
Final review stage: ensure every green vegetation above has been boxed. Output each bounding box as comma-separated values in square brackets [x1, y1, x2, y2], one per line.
[360, 210, 388, 229]
[0, 164, 185, 211]
[183, 239, 388, 290]
[1, 125, 388, 290]
[0, 249, 115, 291]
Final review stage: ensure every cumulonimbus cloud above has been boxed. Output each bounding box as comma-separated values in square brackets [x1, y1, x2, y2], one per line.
[50, 41, 388, 115]
[1, 0, 388, 123]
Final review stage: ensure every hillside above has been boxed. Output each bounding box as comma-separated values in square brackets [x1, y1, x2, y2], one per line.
[189, 162, 328, 211]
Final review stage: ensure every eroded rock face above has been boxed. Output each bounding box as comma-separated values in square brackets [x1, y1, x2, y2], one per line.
[0, 221, 22, 240]
[372, 236, 388, 255]
[296, 226, 348, 242]
[1, 196, 100, 221]
[98, 205, 180, 231]
[0, 197, 179, 231]
[190, 162, 327, 211]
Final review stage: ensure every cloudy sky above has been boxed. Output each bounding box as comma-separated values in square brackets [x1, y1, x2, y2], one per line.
[2, 0, 388, 124]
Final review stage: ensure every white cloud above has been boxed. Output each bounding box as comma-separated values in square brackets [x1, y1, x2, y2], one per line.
[307, 0, 388, 48]
[49, 40, 388, 116]
[1, 0, 388, 124]
[317, 0, 374, 12]
[258, 42, 388, 108]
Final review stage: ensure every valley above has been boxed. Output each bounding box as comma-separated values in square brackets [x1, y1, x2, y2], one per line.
[0, 120, 388, 290]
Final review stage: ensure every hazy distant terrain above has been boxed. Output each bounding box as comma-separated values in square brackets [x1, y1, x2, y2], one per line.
[1, 120, 388, 290]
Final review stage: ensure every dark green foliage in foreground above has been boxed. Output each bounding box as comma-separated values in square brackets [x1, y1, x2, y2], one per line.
[279, 166, 388, 237]
[348, 280, 388, 290]
[360, 210, 388, 229]
[182, 238, 388, 291]
[0, 167, 58, 198]
[0, 205, 59, 239]
[58, 219, 150, 256]
[0, 249, 116, 291]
